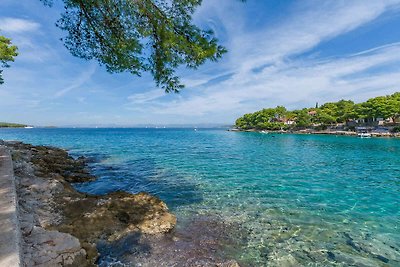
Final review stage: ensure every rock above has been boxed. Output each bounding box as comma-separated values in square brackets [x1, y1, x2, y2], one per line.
[57, 191, 177, 243]
[341, 232, 400, 265]
[363, 234, 400, 262]
[332, 251, 377, 267]
[268, 254, 301, 267]
[24, 226, 87, 267]
[6, 141, 176, 266]
[20, 213, 35, 235]
[375, 254, 389, 263]
[217, 259, 241, 267]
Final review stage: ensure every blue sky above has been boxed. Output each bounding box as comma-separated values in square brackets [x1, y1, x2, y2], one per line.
[1, 0, 400, 126]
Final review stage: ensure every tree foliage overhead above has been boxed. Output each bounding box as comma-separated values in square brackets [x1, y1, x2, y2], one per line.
[41, 0, 227, 92]
[235, 92, 400, 130]
[0, 36, 18, 85]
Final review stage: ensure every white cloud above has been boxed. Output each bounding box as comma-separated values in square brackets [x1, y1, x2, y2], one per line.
[0, 17, 59, 63]
[154, 43, 400, 117]
[123, 0, 400, 123]
[2, 1, 400, 125]
[229, 0, 400, 73]
[0, 17, 40, 33]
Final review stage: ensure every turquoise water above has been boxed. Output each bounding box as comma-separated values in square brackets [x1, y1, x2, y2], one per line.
[1, 128, 399, 266]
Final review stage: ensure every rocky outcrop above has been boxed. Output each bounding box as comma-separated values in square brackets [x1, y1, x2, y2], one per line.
[56, 191, 177, 243]
[4, 141, 176, 266]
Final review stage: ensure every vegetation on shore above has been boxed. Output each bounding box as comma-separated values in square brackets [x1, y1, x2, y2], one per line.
[0, 122, 28, 128]
[235, 92, 400, 131]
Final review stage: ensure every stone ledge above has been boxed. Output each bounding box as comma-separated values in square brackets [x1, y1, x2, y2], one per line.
[0, 146, 21, 267]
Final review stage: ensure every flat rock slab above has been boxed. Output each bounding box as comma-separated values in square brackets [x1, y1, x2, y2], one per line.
[0, 146, 21, 267]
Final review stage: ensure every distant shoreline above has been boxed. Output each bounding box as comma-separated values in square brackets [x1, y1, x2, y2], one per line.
[0, 123, 28, 128]
[229, 128, 400, 138]
[0, 126, 57, 129]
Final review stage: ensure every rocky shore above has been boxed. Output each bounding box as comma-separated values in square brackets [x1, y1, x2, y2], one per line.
[2, 140, 176, 266]
[1, 140, 242, 267]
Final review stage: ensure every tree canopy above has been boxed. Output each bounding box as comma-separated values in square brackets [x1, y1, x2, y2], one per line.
[0, 36, 18, 85]
[40, 0, 228, 92]
[235, 92, 400, 130]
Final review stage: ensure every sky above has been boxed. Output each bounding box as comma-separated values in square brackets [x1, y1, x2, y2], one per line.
[1, 0, 400, 126]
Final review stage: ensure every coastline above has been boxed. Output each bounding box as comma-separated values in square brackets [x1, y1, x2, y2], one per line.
[1, 140, 176, 266]
[0, 140, 242, 267]
[229, 128, 400, 138]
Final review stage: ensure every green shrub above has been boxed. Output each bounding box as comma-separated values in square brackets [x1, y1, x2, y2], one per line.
[391, 126, 400, 133]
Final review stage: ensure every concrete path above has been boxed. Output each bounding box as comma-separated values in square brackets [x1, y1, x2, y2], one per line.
[0, 146, 21, 267]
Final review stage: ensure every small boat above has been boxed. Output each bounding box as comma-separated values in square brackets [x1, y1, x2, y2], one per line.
[358, 133, 371, 138]
[260, 130, 269, 134]
[24, 126, 34, 129]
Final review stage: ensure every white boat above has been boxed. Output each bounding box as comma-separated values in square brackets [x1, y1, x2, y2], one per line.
[24, 126, 34, 129]
[358, 133, 371, 138]
[260, 130, 269, 134]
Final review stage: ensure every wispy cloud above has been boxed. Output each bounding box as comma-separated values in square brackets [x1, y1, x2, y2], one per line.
[54, 64, 97, 98]
[2, 1, 400, 125]
[0, 17, 58, 63]
[148, 43, 400, 118]
[227, 0, 400, 73]
[127, 89, 166, 105]
[0, 17, 40, 33]
[123, 0, 400, 123]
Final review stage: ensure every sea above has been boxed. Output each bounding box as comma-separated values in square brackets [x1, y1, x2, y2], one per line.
[1, 128, 399, 266]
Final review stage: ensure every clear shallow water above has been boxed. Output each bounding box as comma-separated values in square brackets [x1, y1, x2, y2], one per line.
[1, 128, 399, 266]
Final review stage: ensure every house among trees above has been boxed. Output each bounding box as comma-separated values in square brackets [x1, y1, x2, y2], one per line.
[307, 110, 317, 116]
[235, 92, 400, 133]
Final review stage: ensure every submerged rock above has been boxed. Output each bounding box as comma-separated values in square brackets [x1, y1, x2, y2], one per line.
[96, 215, 244, 267]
